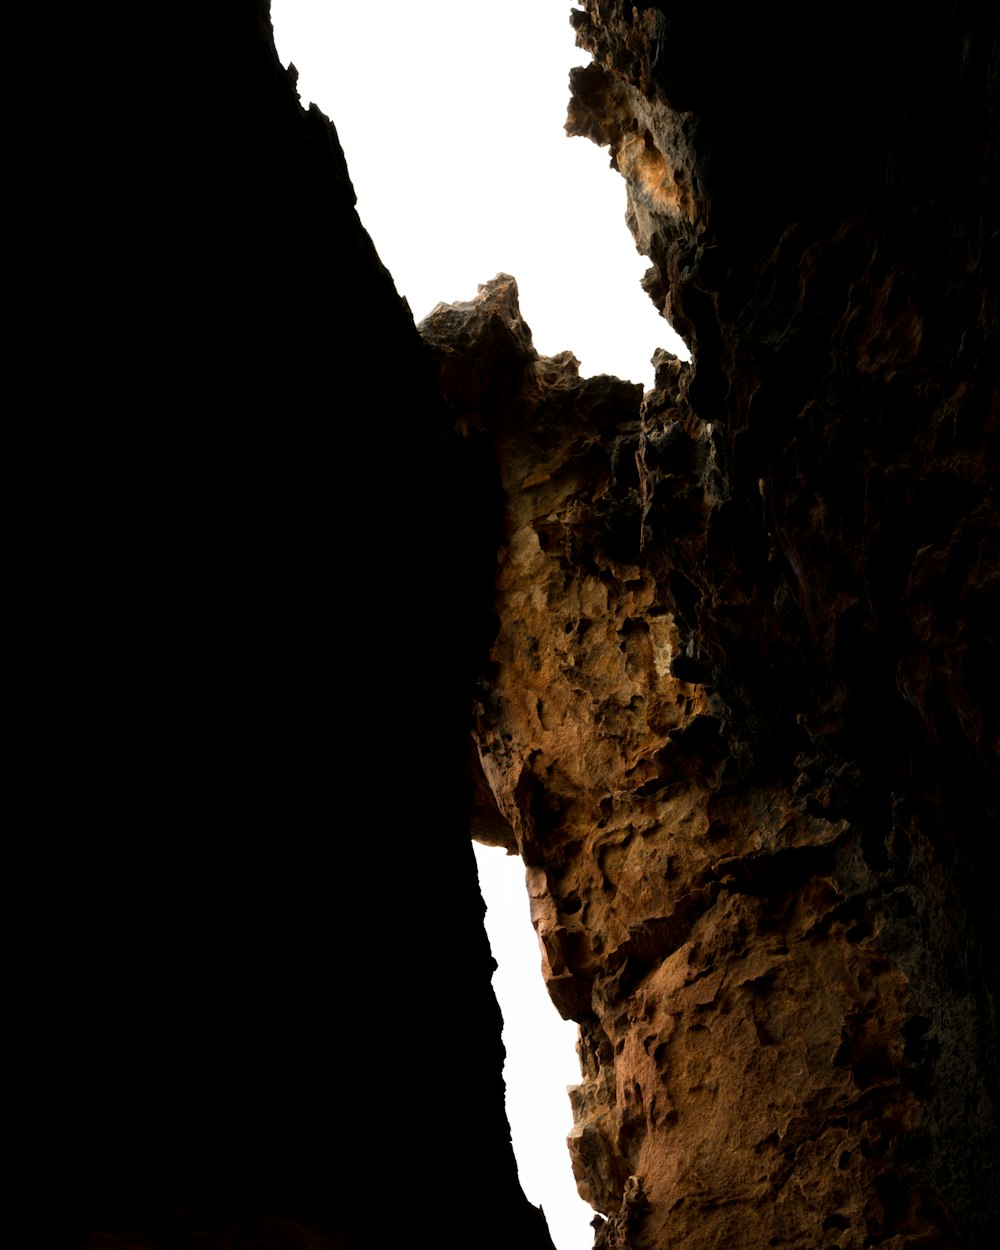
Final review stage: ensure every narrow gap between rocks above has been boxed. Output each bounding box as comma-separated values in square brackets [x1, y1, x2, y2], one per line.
[270, 0, 688, 387]
[473, 841, 594, 1250]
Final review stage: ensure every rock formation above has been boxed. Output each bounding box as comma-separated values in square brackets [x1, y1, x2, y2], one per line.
[37, 4, 996, 1250]
[43, 6, 552, 1250]
[417, 4, 999, 1247]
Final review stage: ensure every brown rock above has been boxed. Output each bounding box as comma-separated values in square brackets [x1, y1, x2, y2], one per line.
[422, 7, 998, 1247]
[34, 5, 998, 1250]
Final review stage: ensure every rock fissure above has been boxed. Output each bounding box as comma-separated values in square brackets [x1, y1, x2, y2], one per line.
[46, 5, 997, 1249]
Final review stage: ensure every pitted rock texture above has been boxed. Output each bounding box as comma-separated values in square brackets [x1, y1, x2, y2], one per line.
[424, 7, 998, 1248]
[43, 4, 997, 1249]
[423, 277, 715, 1035]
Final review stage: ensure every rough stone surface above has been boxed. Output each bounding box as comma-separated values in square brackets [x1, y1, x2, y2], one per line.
[33, 4, 998, 1249]
[421, 6, 998, 1248]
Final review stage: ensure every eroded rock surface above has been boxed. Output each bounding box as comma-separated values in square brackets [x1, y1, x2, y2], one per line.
[423, 6, 998, 1247]
[43, 9, 555, 1250]
[41, 4, 996, 1249]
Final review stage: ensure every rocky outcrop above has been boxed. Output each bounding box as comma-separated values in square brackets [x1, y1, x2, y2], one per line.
[37, 4, 996, 1249]
[421, 5, 998, 1248]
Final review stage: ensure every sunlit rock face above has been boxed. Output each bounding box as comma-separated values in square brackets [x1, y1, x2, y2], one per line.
[424, 5, 998, 1248]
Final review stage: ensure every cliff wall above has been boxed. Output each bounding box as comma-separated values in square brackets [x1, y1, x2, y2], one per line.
[423, 5, 998, 1248]
[42, 6, 552, 1249]
[35, 5, 997, 1250]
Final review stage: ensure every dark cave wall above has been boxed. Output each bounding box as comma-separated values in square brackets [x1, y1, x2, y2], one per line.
[32, 4, 998, 1249]
[43, 6, 551, 1249]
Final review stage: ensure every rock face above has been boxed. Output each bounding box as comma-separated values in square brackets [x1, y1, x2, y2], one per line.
[420, 5, 999, 1249]
[37, 4, 996, 1250]
[40, 7, 553, 1250]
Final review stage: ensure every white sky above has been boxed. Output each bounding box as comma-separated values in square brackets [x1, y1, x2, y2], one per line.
[271, 0, 688, 387]
[472, 842, 593, 1250]
[269, 5, 685, 1246]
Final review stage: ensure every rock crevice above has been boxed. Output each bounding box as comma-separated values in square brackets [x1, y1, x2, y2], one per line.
[39, 6, 997, 1249]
